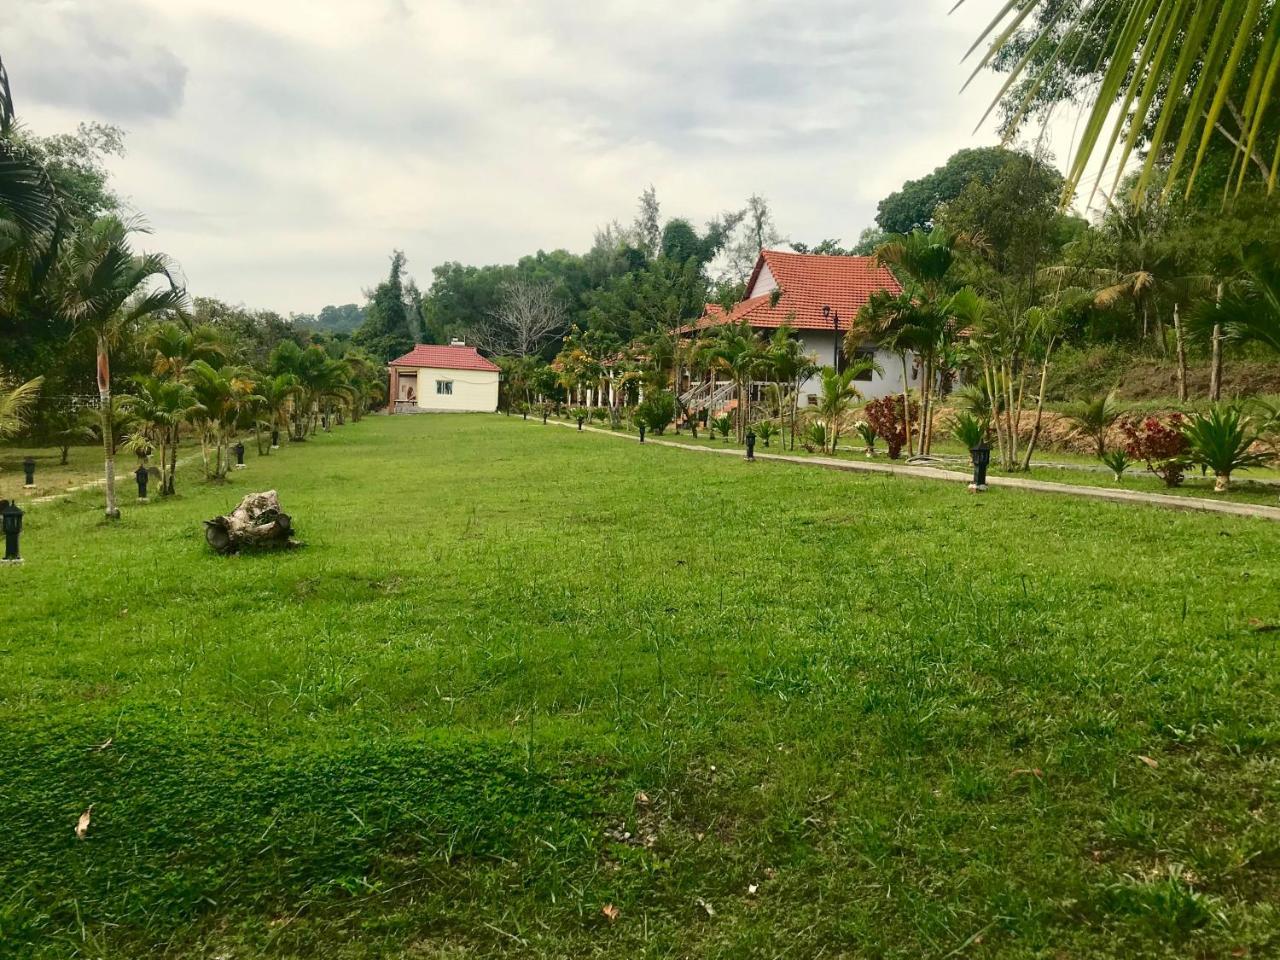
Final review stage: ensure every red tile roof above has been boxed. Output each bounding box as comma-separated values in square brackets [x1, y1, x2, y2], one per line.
[389, 344, 500, 372]
[689, 250, 902, 333]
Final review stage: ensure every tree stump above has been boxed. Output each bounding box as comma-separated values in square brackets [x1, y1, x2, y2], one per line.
[204, 490, 298, 555]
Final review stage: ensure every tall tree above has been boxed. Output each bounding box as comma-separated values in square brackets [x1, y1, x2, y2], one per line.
[59, 215, 188, 518]
[355, 250, 416, 362]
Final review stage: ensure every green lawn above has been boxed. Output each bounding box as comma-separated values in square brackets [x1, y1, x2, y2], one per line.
[4, 414, 1279, 959]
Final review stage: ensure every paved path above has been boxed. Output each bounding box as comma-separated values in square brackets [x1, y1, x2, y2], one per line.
[536, 418, 1280, 523]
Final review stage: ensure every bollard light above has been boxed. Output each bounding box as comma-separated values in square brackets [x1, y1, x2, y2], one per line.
[22, 457, 35, 488]
[234, 441, 246, 470]
[135, 465, 150, 501]
[522, 409, 528, 420]
[271, 429, 280, 449]
[577, 415, 585, 431]
[639, 423, 646, 443]
[968, 441, 991, 493]
[542, 411, 548, 424]
[745, 429, 756, 461]
[1, 499, 23, 563]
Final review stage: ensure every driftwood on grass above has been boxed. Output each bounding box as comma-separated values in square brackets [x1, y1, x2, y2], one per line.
[204, 489, 299, 555]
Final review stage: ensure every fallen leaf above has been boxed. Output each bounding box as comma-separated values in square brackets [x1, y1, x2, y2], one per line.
[696, 897, 715, 917]
[1138, 755, 1159, 769]
[94, 737, 113, 752]
[747, 884, 759, 895]
[1247, 618, 1277, 633]
[1010, 768, 1044, 779]
[75, 805, 92, 839]
[601, 904, 619, 923]
[634, 791, 650, 806]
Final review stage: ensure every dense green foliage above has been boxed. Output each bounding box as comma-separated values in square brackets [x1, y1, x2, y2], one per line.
[5, 415, 1279, 958]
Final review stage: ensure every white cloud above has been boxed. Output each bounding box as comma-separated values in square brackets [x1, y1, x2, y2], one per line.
[6, 0, 1086, 313]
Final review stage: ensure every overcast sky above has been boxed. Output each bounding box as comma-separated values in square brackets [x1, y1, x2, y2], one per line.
[7, 0, 1085, 315]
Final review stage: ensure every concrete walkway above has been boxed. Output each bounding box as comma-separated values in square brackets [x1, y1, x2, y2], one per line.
[537, 418, 1280, 523]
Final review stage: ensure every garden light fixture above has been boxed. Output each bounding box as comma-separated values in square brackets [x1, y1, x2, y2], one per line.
[1, 500, 23, 563]
[746, 429, 756, 461]
[135, 465, 150, 501]
[577, 415, 585, 431]
[22, 457, 35, 488]
[969, 441, 991, 493]
[234, 442, 246, 469]
[271, 429, 280, 449]
[639, 423, 646, 443]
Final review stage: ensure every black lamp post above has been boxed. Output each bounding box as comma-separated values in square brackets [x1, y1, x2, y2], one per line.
[577, 415, 585, 431]
[969, 441, 991, 493]
[135, 465, 150, 501]
[234, 441, 246, 469]
[22, 457, 35, 488]
[639, 423, 646, 443]
[822, 304, 841, 370]
[542, 410, 548, 424]
[745, 429, 756, 461]
[1, 499, 23, 563]
[271, 428, 280, 449]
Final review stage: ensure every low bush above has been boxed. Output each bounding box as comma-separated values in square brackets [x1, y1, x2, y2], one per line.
[634, 391, 676, 435]
[1120, 413, 1189, 487]
[1180, 404, 1271, 492]
[863, 395, 919, 459]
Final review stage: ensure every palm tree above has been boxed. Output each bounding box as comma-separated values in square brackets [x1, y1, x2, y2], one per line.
[1063, 390, 1123, 458]
[146, 322, 226, 379]
[767, 328, 819, 451]
[1191, 242, 1280, 357]
[0, 376, 41, 439]
[58, 216, 188, 518]
[253, 373, 301, 454]
[964, 2, 1280, 201]
[185, 360, 260, 479]
[708, 322, 766, 442]
[122, 375, 198, 495]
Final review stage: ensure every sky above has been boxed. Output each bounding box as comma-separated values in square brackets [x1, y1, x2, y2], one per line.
[7, 0, 1087, 316]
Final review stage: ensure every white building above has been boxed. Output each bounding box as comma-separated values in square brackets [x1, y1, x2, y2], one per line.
[684, 249, 919, 408]
[387, 342, 500, 413]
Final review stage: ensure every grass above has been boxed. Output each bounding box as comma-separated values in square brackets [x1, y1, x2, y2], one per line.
[3, 413, 1280, 958]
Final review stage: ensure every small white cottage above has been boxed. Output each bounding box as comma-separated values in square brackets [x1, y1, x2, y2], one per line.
[387, 341, 500, 413]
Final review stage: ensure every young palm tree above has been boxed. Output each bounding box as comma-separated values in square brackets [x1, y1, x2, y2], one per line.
[58, 216, 188, 518]
[1063, 390, 1122, 458]
[815, 359, 882, 453]
[253, 373, 301, 454]
[185, 360, 260, 479]
[767, 327, 819, 451]
[121, 375, 198, 495]
[1181, 405, 1271, 492]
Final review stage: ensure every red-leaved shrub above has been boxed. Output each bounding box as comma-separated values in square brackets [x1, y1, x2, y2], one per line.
[863, 395, 920, 459]
[1120, 414, 1189, 487]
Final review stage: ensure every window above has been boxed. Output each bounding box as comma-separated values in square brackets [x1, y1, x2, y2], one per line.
[852, 348, 877, 382]
[436, 380, 453, 395]
[806, 394, 818, 407]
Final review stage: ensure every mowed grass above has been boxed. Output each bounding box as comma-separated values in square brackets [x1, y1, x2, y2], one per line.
[3, 414, 1280, 959]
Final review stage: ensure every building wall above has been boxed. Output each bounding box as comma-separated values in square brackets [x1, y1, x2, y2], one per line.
[793, 330, 919, 404]
[407, 367, 499, 412]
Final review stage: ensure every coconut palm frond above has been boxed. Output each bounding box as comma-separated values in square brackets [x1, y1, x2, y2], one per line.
[959, 0, 1280, 200]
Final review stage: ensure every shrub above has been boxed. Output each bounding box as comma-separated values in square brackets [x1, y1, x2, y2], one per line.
[947, 411, 989, 450]
[753, 420, 779, 447]
[634, 391, 676, 435]
[863, 395, 919, 459]
[1100, 449, 1133, 482]
[854, 420, 877, 455]
[802, 420, 829, 453]
[1063, 390, 1121, 456]
[710, 414, 733, 441]
[591, 407, 608, 423]
[1120, 413, 1189, 487]
[1180, 404, 1270, 492]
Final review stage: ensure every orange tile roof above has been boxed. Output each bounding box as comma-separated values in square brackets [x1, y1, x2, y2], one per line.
[690, 250, 902, 333]
[389, 344, 499, 372]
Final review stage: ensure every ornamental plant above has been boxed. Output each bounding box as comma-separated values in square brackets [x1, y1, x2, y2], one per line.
[802, 420, 829, 453]
[711, 414, 733, 441]
[863, 395, 919, 460]
[854, 420, 877, 457]
[634, 391, 676, 435]
[1120, 413, 1189, 487]
[753, 420, 779, 447]
[947, 410, 989, 450]
[1100, 449, 1134, 483]
[1179, 405, 1271, 492]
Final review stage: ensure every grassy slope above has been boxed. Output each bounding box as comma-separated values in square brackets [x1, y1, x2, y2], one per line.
[3, 415, 1279, 959]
